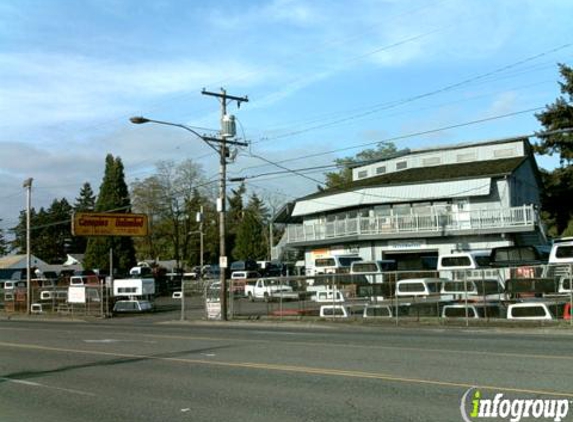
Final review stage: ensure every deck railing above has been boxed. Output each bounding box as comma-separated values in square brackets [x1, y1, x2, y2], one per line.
[284, 205, 536, 244]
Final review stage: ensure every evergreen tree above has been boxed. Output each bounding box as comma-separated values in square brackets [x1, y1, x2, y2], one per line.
[40, 198, 73, 263]
[534, 63, 573, 236]
[10, 199, 73, 263]
[0, 219, 8, 256]
[227, 182, 246, 261]
[75, 182, 96, 211]
[71, 182, 96, 254]
[233, 193, 269, 260]
[84, 154, 136, 274]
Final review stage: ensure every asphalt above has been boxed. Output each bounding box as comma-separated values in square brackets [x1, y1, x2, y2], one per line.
[2, 315, 573, 421]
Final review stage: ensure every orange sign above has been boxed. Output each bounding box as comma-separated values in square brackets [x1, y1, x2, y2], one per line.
[72, 212, 148, 237]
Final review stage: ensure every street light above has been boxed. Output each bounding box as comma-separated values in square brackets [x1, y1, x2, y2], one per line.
[23, 178, 33, 315]
[131, 115, 247, 321]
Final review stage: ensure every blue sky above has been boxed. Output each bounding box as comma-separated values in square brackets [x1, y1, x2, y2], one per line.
[1, 0, 572, 231]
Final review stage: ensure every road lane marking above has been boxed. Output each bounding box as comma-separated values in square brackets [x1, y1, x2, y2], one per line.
[0, 341, 571, 399]
[0, 376, 95, 396]
[133, 332, 573, 363]
[3, 325, 573, 363]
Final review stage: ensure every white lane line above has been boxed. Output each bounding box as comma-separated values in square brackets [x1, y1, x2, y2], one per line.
[0, 377, 96, 396]
[83, 339, 157, 344]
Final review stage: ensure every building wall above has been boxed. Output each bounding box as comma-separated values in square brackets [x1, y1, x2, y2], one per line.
[510, 160, 541, 207]
[303, 234, 513, 272]
[352, 140, 525, 181]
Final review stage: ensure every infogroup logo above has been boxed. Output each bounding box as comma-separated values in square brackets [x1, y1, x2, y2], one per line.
[460, 388, 570, 422]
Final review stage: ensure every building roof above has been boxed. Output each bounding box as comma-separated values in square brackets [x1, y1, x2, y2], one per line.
[0, 255, 25, 269]
[0, 254, 49, 269]
[302, 157, 527, 201]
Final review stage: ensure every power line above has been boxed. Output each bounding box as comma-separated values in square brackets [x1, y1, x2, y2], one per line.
[238, 106, 545, 174]
[254, 43, 572, 143]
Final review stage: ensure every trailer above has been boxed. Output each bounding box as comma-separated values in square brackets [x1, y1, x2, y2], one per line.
[113, 278, 155, 297]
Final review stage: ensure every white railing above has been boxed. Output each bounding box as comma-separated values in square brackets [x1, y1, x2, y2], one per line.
[285, 205, 536, 243]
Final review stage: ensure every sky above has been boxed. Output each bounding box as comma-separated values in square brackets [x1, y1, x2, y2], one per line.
[1, 0, 572, 234]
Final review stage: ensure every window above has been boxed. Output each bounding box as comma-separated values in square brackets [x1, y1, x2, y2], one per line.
[494, 148, 515, 158]
[374, 205, 391, 217]
[338, 257, 363, 267]
[412, 202, 432, 215]
[396, 161, 408, 170]
[441, 256, 472, 267]
[315, 258, 336, 267]
[366, 307, 392, 317]
[352, 263, 379, 273]
[456, 152, 475, 162]
[357, 170, 368, 179]
[118, 287, 137, 294]
[423, 157, 441, 166]
[443, 281, 472, 293]
[393, 204, 411, 216]
[556, 246, 573, 259]
[511, 306, 547, 318]
[376, 166, 386, 175]
[399, 283, 425, 293]
[444, 307, 476, 318]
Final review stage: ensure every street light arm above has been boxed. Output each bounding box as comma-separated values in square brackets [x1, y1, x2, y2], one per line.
[130, 116, 220, 153]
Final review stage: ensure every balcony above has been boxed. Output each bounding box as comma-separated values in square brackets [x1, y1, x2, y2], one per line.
[283, 205, 537, 245]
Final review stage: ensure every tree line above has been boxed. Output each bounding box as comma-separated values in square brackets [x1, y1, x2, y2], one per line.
[2, 63, 572, 271]
[6, 154, 278, 274]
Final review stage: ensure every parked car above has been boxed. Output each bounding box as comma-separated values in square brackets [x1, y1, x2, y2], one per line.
[244, 278, 299, 302]
[490, 245, 549, 267]
[113, 299, 153, 314]
[230, 271, 261, 296]
[230, 260, 258, 272]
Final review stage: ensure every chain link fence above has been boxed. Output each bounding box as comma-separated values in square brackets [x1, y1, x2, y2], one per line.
[220, 263, 573, 325]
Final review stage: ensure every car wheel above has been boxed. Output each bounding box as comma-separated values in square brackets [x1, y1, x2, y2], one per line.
[248, 292, 254, 302]
[264, 293, 270, 303]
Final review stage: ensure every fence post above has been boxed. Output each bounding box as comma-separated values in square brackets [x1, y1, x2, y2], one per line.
[570, 264, 572, 327]
[395, 274, 399, 326]
[464, 271, 469, 327]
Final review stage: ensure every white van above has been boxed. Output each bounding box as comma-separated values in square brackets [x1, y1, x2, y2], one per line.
[395, 278, 445, 298]
[311, 255, 362, 275]
[506, 302, 557, 321]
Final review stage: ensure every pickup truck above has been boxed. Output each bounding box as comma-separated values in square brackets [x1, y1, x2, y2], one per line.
[244, 278, 299, 302]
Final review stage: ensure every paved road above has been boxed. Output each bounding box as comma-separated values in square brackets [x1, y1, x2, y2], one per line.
[1, 318, 572, 422]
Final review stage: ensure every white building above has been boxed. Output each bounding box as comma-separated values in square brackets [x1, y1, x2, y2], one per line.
[273, 136, 547, 271]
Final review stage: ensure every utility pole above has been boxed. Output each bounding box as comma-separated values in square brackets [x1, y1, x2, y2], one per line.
[23, 178, 33, 315]
[199, 205, 204, 274]
[202, 88, 248, 321]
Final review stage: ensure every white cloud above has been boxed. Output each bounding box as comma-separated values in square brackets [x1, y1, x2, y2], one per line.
[0, 52, 265, 130]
